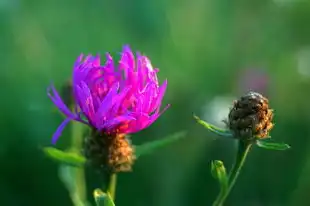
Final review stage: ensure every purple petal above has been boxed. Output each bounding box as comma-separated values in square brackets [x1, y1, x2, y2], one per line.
[127, 113, 150, 133]
[141, 83, 155, 112]
[137, 54, 146, 89]
[93, 55, 101, 66]
[83, 55, 93, 64]
[103, 53, 114, 73]
[74, 54, 84, 68]
[143, 104, 170, 131]
[120, 46, 135, 78]
[136, 104, 170, 132]
[95, 83, 120, 125]
[81, 81, 95, 115]
[155, 103, 170, 118]
[51, 118, 71, 144]
[74, 82, 95, 122]
[105, 85, 132, 118]
[47, 85, 75, 118]
[102, 115, 136, 131]
[151, 79, 168, 113]
[133, 95, 144, 113]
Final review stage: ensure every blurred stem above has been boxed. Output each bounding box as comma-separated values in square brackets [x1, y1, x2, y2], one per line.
[107, 173, 117, 201]
[212, 141, 252, 206]
[71, 121, 87, 205]
[68, 101, 88, 206]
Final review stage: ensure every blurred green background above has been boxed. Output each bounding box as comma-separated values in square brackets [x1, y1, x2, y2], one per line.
[1, 0, 310, 205]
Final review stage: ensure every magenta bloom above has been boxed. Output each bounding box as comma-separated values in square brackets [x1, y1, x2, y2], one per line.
[48, 45, 169, 144]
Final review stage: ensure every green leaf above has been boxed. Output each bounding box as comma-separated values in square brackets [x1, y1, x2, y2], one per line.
[256, 140, 290, 151]
[93, 189, 115, 206]
[43, 147, 86, 167]
[193, 115, 233, 138]
[211, 160, 228, 191]
[135, 131, 187, 158]
[59, 164, 91, 206]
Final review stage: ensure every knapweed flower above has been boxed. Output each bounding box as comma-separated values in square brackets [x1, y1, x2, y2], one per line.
[226, 92, 274, 141]
[48, 45, 169, 172]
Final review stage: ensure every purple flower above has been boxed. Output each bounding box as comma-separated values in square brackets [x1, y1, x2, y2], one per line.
[48, 45, 169, 144]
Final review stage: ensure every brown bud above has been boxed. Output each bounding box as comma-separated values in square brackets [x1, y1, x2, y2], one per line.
[227, 92, 274, 141]
[83, 130, 136, 173]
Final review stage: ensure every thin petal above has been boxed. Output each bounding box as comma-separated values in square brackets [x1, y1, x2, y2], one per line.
[140, 104, 170, 132]
[47, 85, 75, 118]
[95, 83, 120, 125]
[137, 53, 145, 89]
[151, 79, 168, 113]
[93, 55, 100, 67]
[74, 54, 84, 68]
[126, 113, 150, 133]
[51, 118, 71, 144]
[152, 104, 170, 121]
[83, 55, 93, 64]
[74, 83, 95, 122]
[120, 46, 135, 80]
[81, 81, 95, 116]
[105, 85, 132, 118]
[141, 83, 155, 112]
[103, 53, 115, 73]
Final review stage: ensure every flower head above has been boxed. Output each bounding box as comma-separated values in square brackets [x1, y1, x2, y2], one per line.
[227, 91, 274, 141]
[48, 45, 169, 144]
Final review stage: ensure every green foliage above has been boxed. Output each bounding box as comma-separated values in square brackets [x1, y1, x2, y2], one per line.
[256, 140, 291, 151]
[135, 131, 187, 158]
[94, 189, 115, 206]
[193, 115, 233, 137]
[43, 131, 187, 168]
[43, 147, 86, 167]
[59, 164, 90, 206]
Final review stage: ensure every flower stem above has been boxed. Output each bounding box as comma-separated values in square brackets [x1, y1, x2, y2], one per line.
[212, 141, 252, 206]
[71, 121, 88, 205]
[107, 173, 117, 201]
[68, 101, 88, 206]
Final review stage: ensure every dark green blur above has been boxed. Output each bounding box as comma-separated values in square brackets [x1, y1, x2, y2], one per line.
[1, 0, 309, 205]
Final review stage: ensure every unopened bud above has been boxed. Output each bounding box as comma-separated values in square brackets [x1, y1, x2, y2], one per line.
[227, 92, 274, 141]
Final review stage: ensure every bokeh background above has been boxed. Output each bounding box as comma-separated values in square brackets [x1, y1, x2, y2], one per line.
[1, 0, 310, 205]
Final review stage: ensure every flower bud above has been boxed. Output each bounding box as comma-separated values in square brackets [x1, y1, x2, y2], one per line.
[227, 92, 274, 141]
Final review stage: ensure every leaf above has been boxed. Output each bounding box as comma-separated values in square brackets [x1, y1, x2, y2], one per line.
[93, 189, 115, 206]
[193, 115, 233, 138]
[43, 147, 86, 167]
[256, 140, 290, 151]
[59, 164, 90, 206]
[135, 131, 187, 158]
[211, 160, 228, 191]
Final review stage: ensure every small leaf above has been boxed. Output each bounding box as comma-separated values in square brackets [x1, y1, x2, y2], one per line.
[135, 131, 187, 158]
[211, 160, 228, 191]
[256, 140, 290, 151]
[193, 115, 233, 138]
[93, 189, 115, 206]
[43, 147, 86, 167]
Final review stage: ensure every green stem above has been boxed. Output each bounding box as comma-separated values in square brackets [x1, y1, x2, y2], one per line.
[212, 141, 252, 206]
[214, 186, 227, 206]
[107, 173, 117, 201]
[70, 109, 88, 206]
